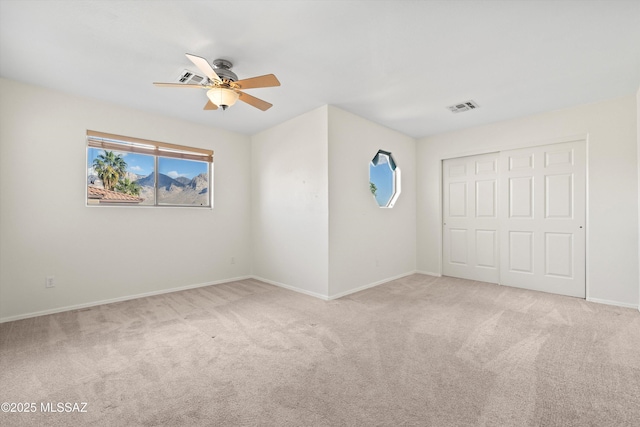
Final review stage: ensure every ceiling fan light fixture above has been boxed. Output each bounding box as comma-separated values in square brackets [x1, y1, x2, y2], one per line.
[156, 54, 278, 111]
[207, 88, 239, 110]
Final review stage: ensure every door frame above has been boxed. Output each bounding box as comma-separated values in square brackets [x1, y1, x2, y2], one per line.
[437, 134, 590, 298]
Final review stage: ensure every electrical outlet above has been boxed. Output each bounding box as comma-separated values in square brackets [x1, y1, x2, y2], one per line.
[45, 276, 55, 288]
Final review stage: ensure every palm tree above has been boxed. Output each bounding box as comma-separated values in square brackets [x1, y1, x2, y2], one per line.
[93, 151, 127, 191]
[370, 181, 378, 196]
[115, 177, 141, 196]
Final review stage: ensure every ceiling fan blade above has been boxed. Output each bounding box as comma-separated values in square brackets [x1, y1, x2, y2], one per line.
[204, 100, 218, 110]
[237, 91, 273, 111]
[153, 82, 206, 88]
[186, 53, 221, 82]
[233, 74, 280, 90]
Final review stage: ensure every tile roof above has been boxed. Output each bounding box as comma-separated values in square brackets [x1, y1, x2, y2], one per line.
[88, 186, 144, 203]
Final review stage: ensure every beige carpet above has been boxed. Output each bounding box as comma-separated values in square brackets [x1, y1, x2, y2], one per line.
[1, 274, 639, 426]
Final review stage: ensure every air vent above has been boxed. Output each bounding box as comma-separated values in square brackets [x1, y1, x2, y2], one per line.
[177, 69, 206, 85]
[447, 100, 480, 113]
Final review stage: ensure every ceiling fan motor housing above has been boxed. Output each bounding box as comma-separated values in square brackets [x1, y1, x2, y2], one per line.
[212, 59, 238, 82]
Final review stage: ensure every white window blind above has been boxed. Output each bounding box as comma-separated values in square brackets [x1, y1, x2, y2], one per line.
[86, 130, 213, 163]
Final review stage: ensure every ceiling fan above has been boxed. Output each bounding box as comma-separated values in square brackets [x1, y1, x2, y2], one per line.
[154, 53, 280, 111]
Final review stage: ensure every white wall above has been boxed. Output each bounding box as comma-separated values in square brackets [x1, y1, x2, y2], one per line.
[2, 77, 637, 320]
[251, 105, 417, 299]
[637, 86, 640, 312]
[0, 78, 252, 321]
[327, 106, 416, 298]
[417, 96, 639, 308]
[251, 106, 329, 297]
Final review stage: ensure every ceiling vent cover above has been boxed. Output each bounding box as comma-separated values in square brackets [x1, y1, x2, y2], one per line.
[448, 100, 480, 113]
[177, 69, 206, 85]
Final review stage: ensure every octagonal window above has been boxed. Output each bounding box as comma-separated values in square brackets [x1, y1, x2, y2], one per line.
[369, 150, 401, 208]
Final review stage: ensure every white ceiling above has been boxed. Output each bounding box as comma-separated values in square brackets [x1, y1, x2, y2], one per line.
[1, 0, 639, 138]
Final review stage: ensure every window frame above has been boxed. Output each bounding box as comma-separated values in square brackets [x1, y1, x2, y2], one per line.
[369, 149, 401, 208]
[86, 130, 214, 208]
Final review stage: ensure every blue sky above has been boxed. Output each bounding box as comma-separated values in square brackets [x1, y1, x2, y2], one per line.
[159, 157, 208, 179]
[88, 148, 208, 179]
[88, 148, 154, 176]
[370, 157, 395, 206]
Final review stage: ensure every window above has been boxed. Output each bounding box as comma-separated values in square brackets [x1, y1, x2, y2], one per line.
[369, 150, 401, 208]
[86, 130, 213, 207]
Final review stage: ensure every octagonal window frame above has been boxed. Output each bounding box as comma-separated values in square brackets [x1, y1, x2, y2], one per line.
[369, 149, 401, 208]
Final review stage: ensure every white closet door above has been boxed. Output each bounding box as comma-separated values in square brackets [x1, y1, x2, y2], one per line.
[443, 153, 500, 283]
[499, 141, 586, 298]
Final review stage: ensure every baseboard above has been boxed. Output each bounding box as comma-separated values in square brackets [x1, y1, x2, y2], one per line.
[0, 275, 253, 324]
[251, 272, 422, 301]
[415, 270, 441, 277]
[327, 271, 417, 300]
[250, 276, 330, 301]
[586, 297, 639, 310]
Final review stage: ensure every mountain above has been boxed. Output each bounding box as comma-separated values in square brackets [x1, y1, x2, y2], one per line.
[175, 176, 191, 185]
[125, 171, 144, 182]
[189, 173, 209, 193]
[115, 172, 210, 206]
[136, 172, 185, 190]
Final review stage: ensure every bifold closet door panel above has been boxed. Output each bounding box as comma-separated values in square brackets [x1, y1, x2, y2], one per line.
[442, 153, 500, 283]
[498, 141, 586, 298]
